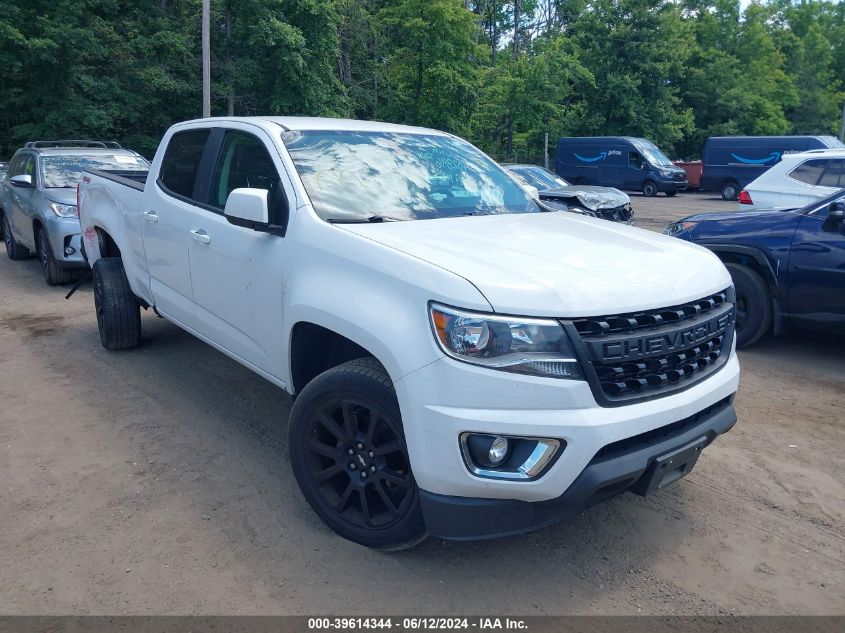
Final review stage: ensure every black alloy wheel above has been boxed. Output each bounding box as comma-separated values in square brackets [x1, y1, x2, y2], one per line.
[304, 398, 414, 529]
[289, 358, 426, 550]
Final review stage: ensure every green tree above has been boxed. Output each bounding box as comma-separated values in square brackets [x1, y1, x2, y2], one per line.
[377, 0, 485, 134]
[470, 36, 593, 162]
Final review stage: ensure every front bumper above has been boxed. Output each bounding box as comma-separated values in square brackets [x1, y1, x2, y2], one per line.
[420, 395, 736, 540]
[395, 349, 739, 503]
[44, 216, 85, 267]
[658, 179, 688, 193]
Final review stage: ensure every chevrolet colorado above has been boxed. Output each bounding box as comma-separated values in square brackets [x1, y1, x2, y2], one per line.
[77, 117, 739, 550]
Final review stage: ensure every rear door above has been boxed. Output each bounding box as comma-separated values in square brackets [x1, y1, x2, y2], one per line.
[813, 159, 845, 200]
[783, 158, 831, 208]
[787, 193, 845, 325]
[182, 124, 294, 378]
[142, 128, 213, 327]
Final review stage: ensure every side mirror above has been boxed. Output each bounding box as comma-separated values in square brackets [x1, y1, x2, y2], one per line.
[10, 174, 33, 188]
[224, 187, 287, 235]
[524, 184, 540, 200]
[822, 201, 845, 233]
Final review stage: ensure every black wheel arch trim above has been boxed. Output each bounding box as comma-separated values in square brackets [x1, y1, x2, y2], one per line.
[701, 243, 786, 335]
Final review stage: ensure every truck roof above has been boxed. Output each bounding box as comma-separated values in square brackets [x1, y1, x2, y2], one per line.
[173, 116, 450, 136]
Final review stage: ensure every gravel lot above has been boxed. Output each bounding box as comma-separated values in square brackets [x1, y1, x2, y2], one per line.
[1, 192, 843, 615]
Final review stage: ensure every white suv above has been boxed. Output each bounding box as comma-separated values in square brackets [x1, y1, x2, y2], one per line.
[741, 149, 845, 209]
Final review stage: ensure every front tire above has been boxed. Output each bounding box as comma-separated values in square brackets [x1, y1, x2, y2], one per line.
[36, 228, 75, 286]
[289, 358, 426, 550]
[665, 190, 677, 197]
[92, 257, 141, 350]
[3, 214, 31, 260]
[725, 263, 772, 348]
[642, 181, 658, 197]
[720, 181, 739, 201]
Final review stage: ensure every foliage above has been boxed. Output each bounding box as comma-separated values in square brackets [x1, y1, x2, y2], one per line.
[0, 0, 842, 161]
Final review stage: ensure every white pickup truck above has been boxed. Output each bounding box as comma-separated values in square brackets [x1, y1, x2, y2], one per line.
[78, 117, 739, 550]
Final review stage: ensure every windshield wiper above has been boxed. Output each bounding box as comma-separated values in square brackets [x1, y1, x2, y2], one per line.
[328, 215, 399, 224]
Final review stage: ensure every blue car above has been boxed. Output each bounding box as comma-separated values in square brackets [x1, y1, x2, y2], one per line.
[665, 189, 845, 347]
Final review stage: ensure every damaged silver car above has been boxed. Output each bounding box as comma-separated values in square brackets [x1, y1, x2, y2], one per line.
[504, 163, 633, 223]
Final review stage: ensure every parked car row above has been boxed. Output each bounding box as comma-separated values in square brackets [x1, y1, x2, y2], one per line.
[549, 133, 844, 201]
[3, 121, 842, 551]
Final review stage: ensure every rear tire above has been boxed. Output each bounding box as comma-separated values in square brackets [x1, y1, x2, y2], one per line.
[92, 257, 141, 350]
[289, 358, 427, 551]
[36, 228, 75, 286]
[725, 263, 772, 348]
[720, 181, 739, 201]
[642, 181, 658, 197]
[2, 213, 31, 260]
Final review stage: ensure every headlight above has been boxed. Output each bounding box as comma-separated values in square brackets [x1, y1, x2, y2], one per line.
[48, 202, 78, 218]
[429, 303, 583, 379]
[664, 220, 698, 236]
[658, 169, 672, 177]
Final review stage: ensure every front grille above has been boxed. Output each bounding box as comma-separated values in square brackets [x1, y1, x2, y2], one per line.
[564, 290, 735, 405]
[673, 172, 686, 181]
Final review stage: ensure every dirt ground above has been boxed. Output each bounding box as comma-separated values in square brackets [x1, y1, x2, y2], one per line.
[0, 192, 843, 615]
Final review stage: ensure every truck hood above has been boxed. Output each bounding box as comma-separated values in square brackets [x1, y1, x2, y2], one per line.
[339, 212, 731, 316]
[540, 185, 629, 210]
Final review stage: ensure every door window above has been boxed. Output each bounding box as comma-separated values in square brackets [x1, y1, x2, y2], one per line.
[158, 129, 211, 200]
[788, 159, 828, 185]
[818, 160, 845, 188]
[10, 155, 35, 181]
[8, 155, 24, 177]
[209, 130, 280, 209]
[628, 152, 644, 170]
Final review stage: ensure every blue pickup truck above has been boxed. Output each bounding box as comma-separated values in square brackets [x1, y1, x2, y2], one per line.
[665, 189, 845, 347]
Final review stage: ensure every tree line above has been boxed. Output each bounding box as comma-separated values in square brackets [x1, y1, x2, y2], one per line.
[1, 0, 843, 163]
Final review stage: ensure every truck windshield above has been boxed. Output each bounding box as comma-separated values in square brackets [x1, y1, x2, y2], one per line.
[41, 154, 150, 188]
[282, 130, 541, 222]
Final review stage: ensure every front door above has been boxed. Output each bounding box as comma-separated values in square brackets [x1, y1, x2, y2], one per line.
[184, 126, 292, 378]
[142, 128, 213, 328]
[4, 154, 37, 248]
[787, 193, 845, 326]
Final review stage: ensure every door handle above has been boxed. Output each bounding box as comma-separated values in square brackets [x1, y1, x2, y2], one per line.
[143, 210, 159, 223]
[190, 229, 211, 245]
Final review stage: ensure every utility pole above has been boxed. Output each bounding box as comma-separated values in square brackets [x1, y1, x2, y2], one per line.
[202, 0, 211, 118]
[544, 133, 549, 170]
[840, 98, 845, 143]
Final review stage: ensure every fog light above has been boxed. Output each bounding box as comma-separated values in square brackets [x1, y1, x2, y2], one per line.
[460, 433, 563, 480]
[488, 436, 509, 465]
[64, 246, 75, 256]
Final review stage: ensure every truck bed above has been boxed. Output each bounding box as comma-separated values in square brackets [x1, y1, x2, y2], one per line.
[85, 168, 149, 191]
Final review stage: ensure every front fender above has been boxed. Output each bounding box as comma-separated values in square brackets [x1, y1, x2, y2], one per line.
[282, 223, 493, 388]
